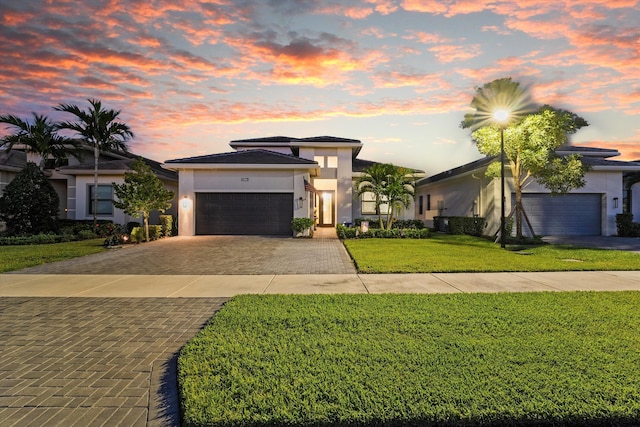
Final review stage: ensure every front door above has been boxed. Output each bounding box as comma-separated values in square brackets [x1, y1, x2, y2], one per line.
[318, 191, 335, 227]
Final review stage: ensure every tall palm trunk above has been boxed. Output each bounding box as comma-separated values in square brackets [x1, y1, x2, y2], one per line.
[93, 143, 99, 227]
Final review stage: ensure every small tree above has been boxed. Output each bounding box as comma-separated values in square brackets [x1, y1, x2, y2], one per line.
[0, 162, 59, 235]
[112, 158, 174, 242]
[462, 78, 590, 238]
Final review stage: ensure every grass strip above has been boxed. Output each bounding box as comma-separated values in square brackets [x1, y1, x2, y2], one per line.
[179, 292, 640, 427]
[343, 234, 640, 273]
[0, 239, 105, 272]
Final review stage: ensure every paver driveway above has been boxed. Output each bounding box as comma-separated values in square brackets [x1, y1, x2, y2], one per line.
[11, 235, 356, 275]
[0, 297, 226, 427]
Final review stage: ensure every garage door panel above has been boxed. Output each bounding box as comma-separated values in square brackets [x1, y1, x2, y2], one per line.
[518, 193, 601, 236]
[196, 193, 293, 235]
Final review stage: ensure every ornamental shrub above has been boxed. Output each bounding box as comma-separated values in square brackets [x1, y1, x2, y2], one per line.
[336, 224, 430, 239]
[0, 162, 59, 236]
[148, 225, 162, 240]
[159, 214, 173, 237]
[616, 213, 640, 237]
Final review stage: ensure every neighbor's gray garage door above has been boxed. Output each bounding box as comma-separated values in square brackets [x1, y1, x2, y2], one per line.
[518, 193, 601, 236]
[196, 193, 293, 235]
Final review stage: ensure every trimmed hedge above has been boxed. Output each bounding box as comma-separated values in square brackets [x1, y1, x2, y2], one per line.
[337, 224, 430, 239]
[434, 216, 485, 236]
[616, 213, 640, 237]
[353, 218, 426, 229]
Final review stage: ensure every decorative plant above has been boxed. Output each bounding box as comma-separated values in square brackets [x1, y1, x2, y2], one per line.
[291, 217, 314, 233]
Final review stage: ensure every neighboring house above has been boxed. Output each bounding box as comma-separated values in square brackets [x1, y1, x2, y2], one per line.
[415, 146, 640, 237]
[624, 168, 640, 220]
[0, 150, 26, 197]
[164, 136, 424, 236]
[0, 146, 178, 226]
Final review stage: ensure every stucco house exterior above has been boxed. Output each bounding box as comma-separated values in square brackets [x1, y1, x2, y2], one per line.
[415, 146, 640, 237]
[0, 147, 178, 226]
[164, 136, 424, 236]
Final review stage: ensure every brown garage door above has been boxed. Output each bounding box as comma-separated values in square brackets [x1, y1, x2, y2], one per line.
[195, 193, 293, 235]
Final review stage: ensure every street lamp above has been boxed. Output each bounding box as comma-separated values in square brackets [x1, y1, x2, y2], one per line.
[493, 109, 510, 248]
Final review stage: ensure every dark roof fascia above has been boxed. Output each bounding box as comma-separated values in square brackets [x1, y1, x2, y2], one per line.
[164, 149, 319, 168]
[556, 145, 620, 158]
[581, 157, 640, 170]
[230, 136, 363, 157]
[418, 156, 495, 186]
[58, 157, 178, 181]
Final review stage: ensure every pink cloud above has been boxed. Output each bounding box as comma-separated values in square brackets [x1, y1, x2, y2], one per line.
[403, 31, 452, 44]
[428, 44, 482, 63]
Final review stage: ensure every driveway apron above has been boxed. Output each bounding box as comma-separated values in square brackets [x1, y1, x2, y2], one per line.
[10, 235, 357, 275]
[2, 233, 354, 426]
[0, 297, 226, 427]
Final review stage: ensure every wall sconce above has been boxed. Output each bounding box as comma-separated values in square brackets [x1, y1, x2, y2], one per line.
[613, 197, 619, 209]
[181, 196, 191, 209]
[296, 196, 304, 209]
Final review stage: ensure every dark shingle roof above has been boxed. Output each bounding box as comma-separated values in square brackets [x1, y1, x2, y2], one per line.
[418, 147, 640, 186]
[417, 156, 495, 185]
[165, 149, 318, 165]
[297, 136, 361, 144]
[59, 157, 178, 181]
[556, 145, 619, 157]
[230, 136, 298, 144]
[0, 150, 27, 171]
[230, 136, 361, 145]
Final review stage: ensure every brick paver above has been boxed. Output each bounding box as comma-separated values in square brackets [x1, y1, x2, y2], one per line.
[11, 231, 356, 275]
[0, 297, 227, 426]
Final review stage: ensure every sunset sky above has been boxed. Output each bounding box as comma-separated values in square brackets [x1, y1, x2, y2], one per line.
[1, 0, 639, 175]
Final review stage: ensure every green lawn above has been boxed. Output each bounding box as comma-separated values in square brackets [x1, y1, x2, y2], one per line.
[179, 293, 640, 427]
[0, 239, 106, 273]
[344, 234, 640, 273]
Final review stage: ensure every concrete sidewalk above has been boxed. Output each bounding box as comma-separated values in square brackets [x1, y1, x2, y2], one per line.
[3, 270, 640, 297]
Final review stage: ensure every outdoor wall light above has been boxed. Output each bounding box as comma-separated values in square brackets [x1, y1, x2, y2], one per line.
[181, 196, 191, 209]
[613, 197, 619, 209]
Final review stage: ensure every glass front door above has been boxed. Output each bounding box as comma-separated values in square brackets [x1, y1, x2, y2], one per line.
[318, 191, 335, 227]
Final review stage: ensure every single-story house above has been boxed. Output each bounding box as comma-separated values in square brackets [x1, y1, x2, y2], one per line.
[164, 136, 424, 236]
[415, 146, 640, 237]
[0, 146, 178, 226]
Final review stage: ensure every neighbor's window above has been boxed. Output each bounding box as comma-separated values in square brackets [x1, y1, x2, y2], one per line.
[419, 195, 424, 215]
[361, 191, 389, 215]
[426, 194, 431, 211]
[314, 156, 325, 168]
[326, 156, 338, 168]
[88, 184, 113, 215]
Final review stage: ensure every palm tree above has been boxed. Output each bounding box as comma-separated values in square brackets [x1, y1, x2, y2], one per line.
[0, 113, 79, 168]
[55, 99, 134, 226]
[355, 163, 416, 229]
[381, 166, 416, 230]
[355, 163, 394, 228]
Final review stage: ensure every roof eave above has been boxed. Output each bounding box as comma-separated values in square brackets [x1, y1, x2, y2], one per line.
[163, 163, 319, 171]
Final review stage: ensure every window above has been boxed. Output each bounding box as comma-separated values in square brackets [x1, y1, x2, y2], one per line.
[361, 192, 389, 215]
[419, 195, 424, 215]
[314, 156, 325, 168]
[326, 156, 338, 168]
[88, 184, 113, 215]
[426, 194, 431, 211]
